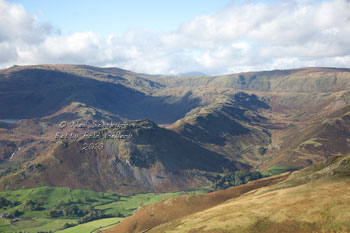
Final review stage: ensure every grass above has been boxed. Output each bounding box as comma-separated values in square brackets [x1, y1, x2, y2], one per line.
[0, 186, 205, 233]
[0, 218, 17, 232]
[12, 218, 77, 233]
[95, 190, 206, 216]
[56, 217, 123, 233]
[136, 176, 350, 233]
[261, 165, 298, 176]
[105, 174, 290, 233]
[127, 156, 350, 233]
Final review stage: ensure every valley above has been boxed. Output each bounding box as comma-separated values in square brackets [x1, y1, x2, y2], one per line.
[0, 186, 203, 232]
[1, 65, 350, 232]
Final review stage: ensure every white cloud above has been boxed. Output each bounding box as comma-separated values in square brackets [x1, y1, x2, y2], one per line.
[0, 0, 350, 74]
[0, 0, 51, 43]
[0, 42, 17, 63]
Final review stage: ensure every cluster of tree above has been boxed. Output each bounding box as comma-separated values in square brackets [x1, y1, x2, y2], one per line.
[77, 206, 116, 224]
[213, 170, 264, 190]
[49, 201, 87, 218]
[0, 197, 21, 208]
[24, 200, 43, 211]
[62, 222, 77, 229]
[6, 209, 23, 218]
[59, 205, 123, 230]
[50, 201, 122, 221]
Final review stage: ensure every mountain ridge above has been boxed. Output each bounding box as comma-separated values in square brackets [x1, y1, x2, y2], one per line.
[1, 64, 350, 195]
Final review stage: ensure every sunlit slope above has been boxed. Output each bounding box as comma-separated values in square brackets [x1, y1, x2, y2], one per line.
[106, 155, 350, 233]
[104, 174, 289, 233]
[158, 67, 350, 93]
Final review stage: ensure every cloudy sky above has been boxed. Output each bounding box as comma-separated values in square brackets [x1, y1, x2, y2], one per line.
[1, 0, 350, 75]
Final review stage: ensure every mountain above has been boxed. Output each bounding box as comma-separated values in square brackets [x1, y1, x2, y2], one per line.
[0, 102, 247, 193]
[0, 65, 199, 123]
[178, 71, 207, 76]
[1, 65, 350, 195]
[156, 67, 350, 92]
[105, 154, 350, 233]
[156, 67, 350, 170]
[168, 92, 272, 167]
[0, 119, 246, 194]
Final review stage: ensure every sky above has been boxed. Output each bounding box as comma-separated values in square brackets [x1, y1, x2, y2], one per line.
[1, 0, 350, 75]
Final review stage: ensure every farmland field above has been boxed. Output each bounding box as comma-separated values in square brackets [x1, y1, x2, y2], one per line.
[0, 186, 204, 232]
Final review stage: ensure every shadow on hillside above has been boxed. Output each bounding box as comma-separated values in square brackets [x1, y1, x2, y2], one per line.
[0, 69, 201, 124]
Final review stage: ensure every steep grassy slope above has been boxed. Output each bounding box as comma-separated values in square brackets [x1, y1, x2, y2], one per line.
[104, 174, 289, 233]
[106, 154, 350, 233]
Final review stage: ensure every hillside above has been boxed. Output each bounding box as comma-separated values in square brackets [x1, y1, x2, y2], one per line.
[0, 118, 245, 194]
[1, 64, 350, 232]
[1, 65, 350, 194]
[156, 67, 350, 93]
[169, 92, 272, 167]
[105, 154, 350, 233]
[0, 65, 199, 123]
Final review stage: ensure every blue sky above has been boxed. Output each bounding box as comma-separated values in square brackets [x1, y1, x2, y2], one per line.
[1, 0, 350, 74]
[11, 0, 232, 35]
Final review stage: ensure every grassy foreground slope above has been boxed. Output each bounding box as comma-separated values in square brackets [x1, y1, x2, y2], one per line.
[106, 155, 350, 233]
[104, 174, 289, 233]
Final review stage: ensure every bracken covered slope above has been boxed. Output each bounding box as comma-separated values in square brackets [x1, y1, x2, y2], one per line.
[105, 154, 350, 233]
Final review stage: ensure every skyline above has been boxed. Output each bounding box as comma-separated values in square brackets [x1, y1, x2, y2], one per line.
[1, 0, 350, 75]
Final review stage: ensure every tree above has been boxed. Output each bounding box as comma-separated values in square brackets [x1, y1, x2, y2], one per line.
[7, 209, 22, 218]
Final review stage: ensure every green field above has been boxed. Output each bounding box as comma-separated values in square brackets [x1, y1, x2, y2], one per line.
[0, 186, 205, 233]
[261, 165, 298, 176]
[56, 217, 123, 233]
[4, 218, 77, 233]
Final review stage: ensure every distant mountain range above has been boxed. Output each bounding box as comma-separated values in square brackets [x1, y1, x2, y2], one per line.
[178, 71, 207, 76]
[1, 64, 350, 195]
